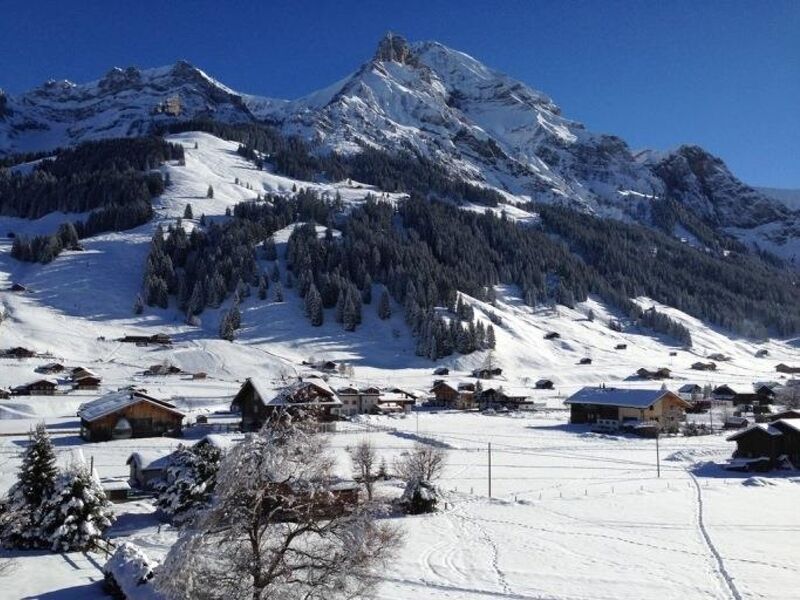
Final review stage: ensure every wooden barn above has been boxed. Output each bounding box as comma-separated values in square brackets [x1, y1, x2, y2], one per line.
[37, 362, 65, 374]
[775, 363, 800, 375]
[636, 367, 671, 380]
[728, 419, 800, 469]
[231, 377, 342, 431]
[678, 383, 703, 401]
[78, 389, 184, 442]
[126, 450, 176, 489]
[430, 381, 474, 410]
[13, 379, 57, 395]
[73, 375, 102, 390]
[471, 367, 502, 379]
[476, 386, 535, 411]
[535, 379, 554, 390]
[565, 387, 689, 430]
[3, 347, 36, 358]
[712, 385, 738, 402]
[691, 361, 717, 371]
[119, 333, 172, 346]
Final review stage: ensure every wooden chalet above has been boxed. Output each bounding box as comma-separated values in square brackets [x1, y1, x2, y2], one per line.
[336, 385, 381, 416]
[476, 386, 535, 411]
[535, 379, 554, 390]
[727, 418, 800, 470]
[3, 346, 36, 358]
[636, 367, 671, 380]
[678, 383, 702, 401]
[578, 357, 592, 365]
[78, 389, 184, 442]
[71, 367, 98, 380]
[13, 379, 57, 396]
[119, 333, 172, 346]
[544, 332, 560, 340]
[471, 367, 502, 379]
[37, 362, 65, 374]
[127, 450, 176, 489]
[231, 377, 342, 431]
[708, 353, 731, 362]
[0, 388, 10, 399]
[733, 387, 775, 406]
[430, 381, 474, 410]
[145, 363, 182, 376]
[691, 361, 717, 371]
[566, 387, 689, 430]
[776, 363, 800, 375]
[755, 349, 769, 358]
[712, 385, 738, 402]
[73, 375, 102, 390]
[615, 343, 628, 350]
[377, 391, 416, 413]
[433, 366, 450, 376]
[770, 409, 800, 421]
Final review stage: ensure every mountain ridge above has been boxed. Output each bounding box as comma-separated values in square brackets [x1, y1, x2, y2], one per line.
[1, 33, 797, 262]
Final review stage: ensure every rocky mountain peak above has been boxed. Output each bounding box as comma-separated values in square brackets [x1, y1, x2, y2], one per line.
[374, 32, 416, 65]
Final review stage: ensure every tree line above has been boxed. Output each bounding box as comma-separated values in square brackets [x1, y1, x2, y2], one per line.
[4, 137, 183, 263]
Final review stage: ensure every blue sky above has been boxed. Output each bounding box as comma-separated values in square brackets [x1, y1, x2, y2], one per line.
[1, 0, 797, 187]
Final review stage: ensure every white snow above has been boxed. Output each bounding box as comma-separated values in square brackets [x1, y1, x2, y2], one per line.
[0, 130, 798, 599]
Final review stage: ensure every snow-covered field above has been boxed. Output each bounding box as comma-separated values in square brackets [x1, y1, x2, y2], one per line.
[1, 131, 798, 598]
[0, 413, 798, 599]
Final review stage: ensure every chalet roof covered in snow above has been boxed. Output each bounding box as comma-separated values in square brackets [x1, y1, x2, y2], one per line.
[79, 389, 184, 422]
[126, 450, 175, 471]
[565, 387, 683, 409]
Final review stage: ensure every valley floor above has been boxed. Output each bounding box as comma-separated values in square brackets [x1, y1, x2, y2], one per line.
[0, 412, 798, 599]
[1, 131, 798, 599]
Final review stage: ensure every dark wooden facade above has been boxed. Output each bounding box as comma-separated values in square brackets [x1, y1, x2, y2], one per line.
[231, 379, 340, 432]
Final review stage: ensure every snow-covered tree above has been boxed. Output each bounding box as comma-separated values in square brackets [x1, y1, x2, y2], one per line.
[349, 440, 377, 501]
[156, 420, 401, 600]
[377, 287, 391, 320]
[0, 423, 58, 549]
[133, 293, 144, 315]
[273, 281, 284, 303]
[305, 283, 324, 326]
[39, 460, 115, 552]
[257, 275, 268, 300]
[486, 324, 496, 349]
[399, 478, 439, 515]
[155, 443, 221, 524]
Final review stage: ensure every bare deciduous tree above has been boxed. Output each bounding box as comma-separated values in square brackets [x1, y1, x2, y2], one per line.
[157, 418, 402, 600]
[395, 443, 447, 483]
[350, 440, 377, 501]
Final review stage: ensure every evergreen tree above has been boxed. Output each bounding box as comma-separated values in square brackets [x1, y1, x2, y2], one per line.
[257, 275, 268, 300]
[155, 443, 221, 524]
[273, 281, 284, 302]
[486, 324, 496, 349]
[0, 423, 58, 548]
[378, 287, 391, 320]
[39, 461, 114, 552]
[133, 294, 144, 315]
[305, 283, 324, 326]
[262, 237, 277, 261]
[206, 185, 214, 199]
[343, 294, 358, 331]
[183, 204, 193, 220]
[270, 262, 280, 282]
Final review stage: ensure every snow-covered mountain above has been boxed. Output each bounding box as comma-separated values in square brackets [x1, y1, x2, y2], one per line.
[1, 33, 797, 260]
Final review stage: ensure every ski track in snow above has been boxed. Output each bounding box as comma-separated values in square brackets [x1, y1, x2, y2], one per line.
[687, 469, 743, 600]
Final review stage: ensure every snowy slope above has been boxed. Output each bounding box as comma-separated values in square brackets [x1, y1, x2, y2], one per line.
[2, 35, 795, 258]
[1, 130, 797, 403]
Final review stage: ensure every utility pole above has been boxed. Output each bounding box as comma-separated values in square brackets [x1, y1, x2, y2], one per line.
[488, 442, 492, 499]
[416, 409, 419, 436]
[655, 433, 661, 478]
